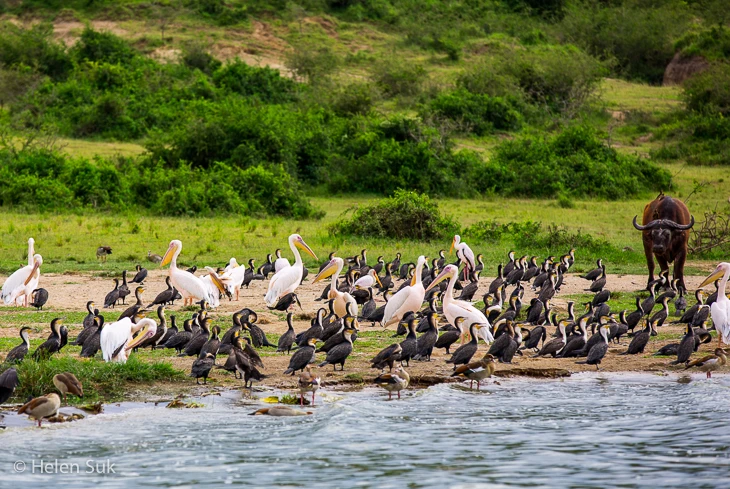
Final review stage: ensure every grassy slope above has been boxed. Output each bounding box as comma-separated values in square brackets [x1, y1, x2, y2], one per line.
[0, 11, 727, 275]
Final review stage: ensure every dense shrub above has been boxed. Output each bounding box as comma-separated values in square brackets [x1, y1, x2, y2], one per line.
[463, 219, 542, 244]
[329, 190, 459, 240]
[560, 0, 690, 83]
[0, 147, 322, 218]
[421, 90, 523, 135]
[481, 125, 672, 198]
[181, 42, 222, 75]
[675, 25, 730, 61]
[683, 64, 730, 116]
[72, 27, 137, 65]
[372, 60, 427, 98]
[0, 22, 72, 80]
[213, 59, 297, 103]
[457, 45, 603, 115]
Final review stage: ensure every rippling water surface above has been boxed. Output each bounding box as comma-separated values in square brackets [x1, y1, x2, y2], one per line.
[1, 373, 729, 488]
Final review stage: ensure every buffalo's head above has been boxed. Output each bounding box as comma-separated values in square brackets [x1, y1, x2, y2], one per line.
[633, 215, 694, 255]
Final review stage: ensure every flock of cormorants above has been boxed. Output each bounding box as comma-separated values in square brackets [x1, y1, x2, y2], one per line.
[1, 236, 728, 423]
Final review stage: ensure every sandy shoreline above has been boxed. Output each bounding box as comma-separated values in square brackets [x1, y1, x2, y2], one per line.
[0, 268, 726, 400]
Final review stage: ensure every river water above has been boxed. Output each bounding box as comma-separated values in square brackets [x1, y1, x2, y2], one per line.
[1, 373, 729, 488]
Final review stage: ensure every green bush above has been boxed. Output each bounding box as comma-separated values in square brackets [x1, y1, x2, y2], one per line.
[212, 59, 297, 103]
[675, 25, 730, 61]
[72, 27, 137, 65]
[463, 219, 542, 243]
[372, 60, 427, 98]
[181, 42, 223, 75]
[329, 190, 460, 240]
[683, 64, 730, 116]
[560, 1, 690, 83]
[0, 146, 323, 219]
[421, 90, 523, 135]
[456, 45, 603, 115]
[481, 125, 672, 198]
[330, 81, 378, 116]
[0, 22, 72, 80]
[285, 43, 339, 84]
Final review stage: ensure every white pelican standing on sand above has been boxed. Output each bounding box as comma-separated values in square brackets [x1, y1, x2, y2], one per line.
[160, 240, 226, 306]
[699, 262, 730, 347]
[265, 234, 317, 307]
[426, 264, 494, 344]
[100, 315, 157, 363]
[2, 253, 42, 307]
[381, 255, 427, 327]
[451, 235, 475, 276]
[314, 256, 357, 318]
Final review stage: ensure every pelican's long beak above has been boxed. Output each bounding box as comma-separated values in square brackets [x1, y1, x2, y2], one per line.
[699, 267, 725, 288]
[313, 259, 338, 283]
[24, 260, 40, 286]
[205, 267, 228, 294]
[449, 237, 455, 255]
[160, 244, 174, 267]
[425, 267, 453, 293]
[374, 273, 383, 288]
[126, 323, 155, 351]
[296, 238, 318, 261]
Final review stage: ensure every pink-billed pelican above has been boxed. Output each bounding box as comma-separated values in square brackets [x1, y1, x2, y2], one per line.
[381, 255, 427, 327]
[100, 315, 157, 363]
[160, 240, 226, 307]
[450, 235, 475, 276]
[313, 256, 357, 318]
[699, 262, 730, 347]
[2, 253, 42, 307]
[426, 264, 494, 344]
[264, 234, 317, 307]
[352, 269, 383, 292]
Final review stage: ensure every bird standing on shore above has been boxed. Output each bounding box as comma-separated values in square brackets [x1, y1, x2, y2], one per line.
[265, 234, 317, 308]
[698, 262, 730, 348]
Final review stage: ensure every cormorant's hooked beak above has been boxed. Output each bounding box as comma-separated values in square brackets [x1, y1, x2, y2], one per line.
[699, 266, 726, 288]
[295, 237, 318, 261]
[313, 259, 338, 283]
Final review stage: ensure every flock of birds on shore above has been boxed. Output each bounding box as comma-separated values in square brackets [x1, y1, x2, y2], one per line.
[1, 235, 729, 421]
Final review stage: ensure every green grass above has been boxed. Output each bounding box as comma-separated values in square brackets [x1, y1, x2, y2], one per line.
[0, 159, 727, 277]
[1, 355, 183, 404]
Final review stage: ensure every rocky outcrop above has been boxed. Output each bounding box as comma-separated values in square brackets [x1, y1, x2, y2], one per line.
[663, 53, 710, 86]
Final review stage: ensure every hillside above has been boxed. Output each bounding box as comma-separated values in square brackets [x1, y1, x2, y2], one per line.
[0, 1, 728, 263]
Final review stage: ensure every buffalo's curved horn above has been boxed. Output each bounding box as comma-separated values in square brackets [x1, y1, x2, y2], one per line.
[632, 215, 694, 231]
[662, 215, 694, 230]
[633, 215, 650, 230]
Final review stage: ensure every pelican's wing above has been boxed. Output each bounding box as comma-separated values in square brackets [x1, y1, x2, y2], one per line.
[100, 318, 132, 362]
[1, 266, 31, 304]
[382, 286, 411, 326]
[711, 300, 730, 343]
[171, 269, 209, 302]
[265, 265, 302, 307]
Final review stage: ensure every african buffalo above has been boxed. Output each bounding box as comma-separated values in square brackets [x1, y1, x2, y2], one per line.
[633, 193, 694, 289]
